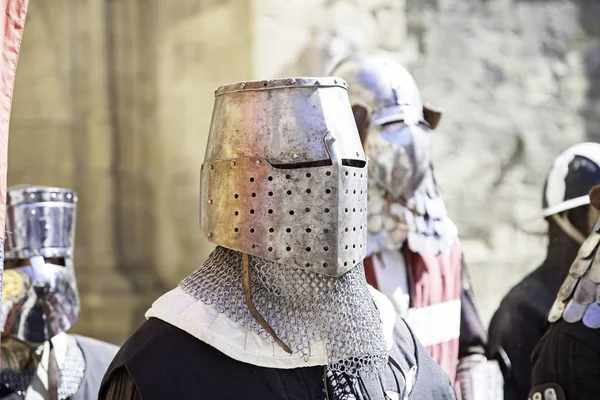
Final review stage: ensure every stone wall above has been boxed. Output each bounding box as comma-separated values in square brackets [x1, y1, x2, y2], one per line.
[405, 0, 592, 324]
[255, 0, 596, 325]
[9, 0, 253, 344]
[7, 0, 600, 342]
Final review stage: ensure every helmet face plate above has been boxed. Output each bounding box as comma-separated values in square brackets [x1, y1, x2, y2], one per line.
[201, 78, 367, 276]
[2, 257, 79, 343]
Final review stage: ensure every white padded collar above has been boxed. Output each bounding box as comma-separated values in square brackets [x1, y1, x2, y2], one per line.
[145, 286, 396, 369]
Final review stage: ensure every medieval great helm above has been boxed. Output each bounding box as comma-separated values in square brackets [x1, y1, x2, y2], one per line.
[543, 142, 600, 244]
[330, 52, 455, 256]
[180, 77, 388, 376]
[1, 185, 79, 343]
[200, 77, 367, 275]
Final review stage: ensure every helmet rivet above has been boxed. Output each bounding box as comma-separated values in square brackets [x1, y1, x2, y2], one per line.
[67, 194, 72, 199]
[51, 193, 57, 199]
[356, 152, 360, 157]
[208, 232, 213, 238]
[334, 79, 337, 84]
[255, 159, 261, 165]
[31, 209, 36, 215]
[210, 164, 214, 170]
[240, 83, 246, 89]
[290, 78, 296, 84]
[208, 199, 213, 205]
[29, 193, 35, 199]
[292, 154, 299, 159]
[231, 161, 236, 167]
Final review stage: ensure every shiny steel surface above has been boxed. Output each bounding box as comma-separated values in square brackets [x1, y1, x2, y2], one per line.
[1, 185, 80, 343]
[6, 185, 77, 259]
[201, 77, 367, 276]
[330, 53, 430, 199]
[330, 52, 424, 126]
[1, 257, 80, 343]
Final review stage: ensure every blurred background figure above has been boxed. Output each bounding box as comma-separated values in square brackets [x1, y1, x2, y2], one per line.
[7, 0, 600, 356]
[331, 51, 501, 400]
[529, 184, 600, 400]
[1, 185, 117, 399]
[488, 142, 600, 400]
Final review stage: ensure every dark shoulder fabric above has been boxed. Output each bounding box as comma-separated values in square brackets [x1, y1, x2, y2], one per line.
[102, 366, 142, 400]
[71, 334, 119, 400]
[99, 318, 327, 400]
[487, 269, 554, 400]
[531, 320, 600, 400]
[99, 317, 455, 400]
[0, 393, 21, 400]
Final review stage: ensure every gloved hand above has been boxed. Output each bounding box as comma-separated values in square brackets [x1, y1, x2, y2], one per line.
[456, 354, 503, 400]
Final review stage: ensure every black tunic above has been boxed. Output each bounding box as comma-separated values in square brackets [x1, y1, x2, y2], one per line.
[530, 319, 600, 400]
[99, 317, 456, 400]
[487, 267, 559, 400]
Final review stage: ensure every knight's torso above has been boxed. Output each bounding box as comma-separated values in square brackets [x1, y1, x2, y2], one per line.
[365, 237, 463, 382]
[99, 288, 456, 400]
[1, 334, 118, 400]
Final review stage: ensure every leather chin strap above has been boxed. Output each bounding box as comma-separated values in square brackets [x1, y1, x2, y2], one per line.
[241, 253, 292, 354]
[47, 342, 59, 400]
[551, 213, 586, 245]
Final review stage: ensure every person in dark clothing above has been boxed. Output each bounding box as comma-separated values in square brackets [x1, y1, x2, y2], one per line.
[529, 184, 600, 400]
[100, 314, 455, 400]
[331, 52, 500, 400]
[1, 185, 118, 400]
[99, 77, 457, 400]
[488, 143, 600, 400]
[530, 320, 597, 400]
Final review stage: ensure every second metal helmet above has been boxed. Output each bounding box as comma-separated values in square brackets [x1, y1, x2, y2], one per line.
[330, 52, 425, 126]
[330, 52, 437, 200]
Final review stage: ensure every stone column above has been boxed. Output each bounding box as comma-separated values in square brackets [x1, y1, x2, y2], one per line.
[9, 0, 134, 344]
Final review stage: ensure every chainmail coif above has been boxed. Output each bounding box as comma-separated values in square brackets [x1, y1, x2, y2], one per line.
[179, 246, 388, 377]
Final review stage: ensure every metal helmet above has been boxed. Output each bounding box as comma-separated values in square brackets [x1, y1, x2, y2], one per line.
[1, 185, 80, 343]
[542, 142, 600, 244]
[330, 52, 455, 256]
[331, 52, 424, 126]
[200, 77, 368, 276]
[329, 52, 434, 202]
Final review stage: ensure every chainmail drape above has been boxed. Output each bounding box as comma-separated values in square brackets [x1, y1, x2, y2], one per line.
[0, 334, 84, 399]
[179, 246, 388, 376]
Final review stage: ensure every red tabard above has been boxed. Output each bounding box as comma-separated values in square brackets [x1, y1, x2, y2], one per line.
[365, 238, 463, 384]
